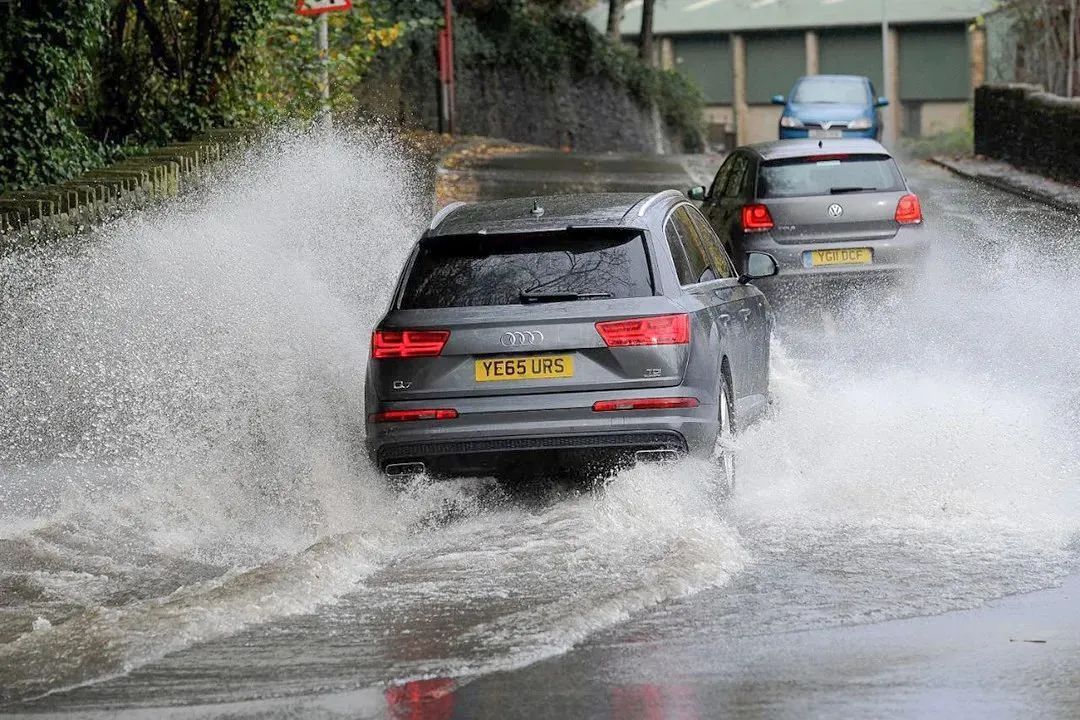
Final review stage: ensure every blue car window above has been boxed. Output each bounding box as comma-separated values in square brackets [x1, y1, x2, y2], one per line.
[793, 77, 871, 105]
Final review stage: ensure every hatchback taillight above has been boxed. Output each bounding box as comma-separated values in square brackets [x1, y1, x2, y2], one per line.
[371, 330, 449, 359]
[741, 204, 774, 232]
[595, 314, 690, 347]
[370, 409, 458, 423]
[895, 193, 922, 224]
[592, 397, 699, 412]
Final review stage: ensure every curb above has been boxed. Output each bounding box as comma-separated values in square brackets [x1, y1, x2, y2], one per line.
[0, 129, 257, 251]
[927, 156, 1080, 215]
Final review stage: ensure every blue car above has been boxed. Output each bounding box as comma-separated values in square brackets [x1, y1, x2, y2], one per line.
[772, 75, 889, 140]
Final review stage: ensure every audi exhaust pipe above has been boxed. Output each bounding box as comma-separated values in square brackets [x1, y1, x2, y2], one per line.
[385, 462, 427, 477]
[634, 449, 679, 464]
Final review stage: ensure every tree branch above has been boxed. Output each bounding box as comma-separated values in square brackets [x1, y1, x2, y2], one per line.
[131, 0, 182, 79]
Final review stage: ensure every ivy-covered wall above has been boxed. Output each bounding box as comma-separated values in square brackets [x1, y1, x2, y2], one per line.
[0, 2, 112, 192]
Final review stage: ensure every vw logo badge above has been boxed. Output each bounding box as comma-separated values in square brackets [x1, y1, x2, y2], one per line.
[501, 330, 544, 347]
[827, 203, 844, 218]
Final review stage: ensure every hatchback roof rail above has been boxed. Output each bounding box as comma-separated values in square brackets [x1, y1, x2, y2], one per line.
[429, 201, 467, 230]
[632, 189, 683, 219]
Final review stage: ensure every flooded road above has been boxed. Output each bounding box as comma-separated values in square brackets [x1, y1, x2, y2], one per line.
[2, 135, 1079, 717]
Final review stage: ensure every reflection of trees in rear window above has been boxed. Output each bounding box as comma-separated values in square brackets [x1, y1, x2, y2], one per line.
[793, 78, 870, 104]
[758, 156, 904, 198]
[400, 231, 654, 309]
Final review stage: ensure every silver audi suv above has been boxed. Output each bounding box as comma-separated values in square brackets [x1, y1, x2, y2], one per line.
[365, 191, 778, 483]
[689, 139, 927, 290]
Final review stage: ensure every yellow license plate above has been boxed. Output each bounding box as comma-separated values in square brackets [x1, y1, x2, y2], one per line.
[475, 355, 574, 382]
[810, 247, 872, 266]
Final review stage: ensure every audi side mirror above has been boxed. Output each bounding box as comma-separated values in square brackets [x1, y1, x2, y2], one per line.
[686, 186, 706, 202]
[771, 94, 786, 105]
[875, 96, 889, 107]
[739, 252, 779, 285]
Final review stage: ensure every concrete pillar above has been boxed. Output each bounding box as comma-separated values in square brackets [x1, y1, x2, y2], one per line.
[883, 27, 900, 145]
[732, 33, 749, 146]
[659, 36, 675, 71]
[805, 30, 819, 75]
[969, 25, 986, 93]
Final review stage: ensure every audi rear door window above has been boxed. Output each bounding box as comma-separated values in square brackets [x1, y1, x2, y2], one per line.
[399, 229, 655, 309]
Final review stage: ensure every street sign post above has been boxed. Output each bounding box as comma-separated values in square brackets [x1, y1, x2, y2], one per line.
[295, 0, 351, 16]
[295, 0, 353, 129]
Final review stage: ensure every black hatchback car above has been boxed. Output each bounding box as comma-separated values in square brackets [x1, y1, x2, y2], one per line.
[366, 191, 778, 485]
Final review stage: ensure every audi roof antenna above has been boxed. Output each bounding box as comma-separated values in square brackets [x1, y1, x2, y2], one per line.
[818, 140, 823, 149]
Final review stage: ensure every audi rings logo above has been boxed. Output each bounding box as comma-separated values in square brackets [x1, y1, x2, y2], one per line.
[500, 330, 544, 347]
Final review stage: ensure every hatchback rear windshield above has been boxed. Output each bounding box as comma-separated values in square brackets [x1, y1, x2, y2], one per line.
[399, 230, 654, 309]
[792, 77, 871, 105]
[757, 154, 905, 199]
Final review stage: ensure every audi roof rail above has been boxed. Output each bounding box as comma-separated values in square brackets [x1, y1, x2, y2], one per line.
[429, 201, 468, 231]
[629, 189, 684, 220]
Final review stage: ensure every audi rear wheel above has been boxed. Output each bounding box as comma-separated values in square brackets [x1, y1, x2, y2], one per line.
[713, 374, 737, 497]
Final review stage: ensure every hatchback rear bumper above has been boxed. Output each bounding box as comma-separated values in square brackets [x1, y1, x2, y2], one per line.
[366, 393, 718, 478]
[741, 225, 928, 282]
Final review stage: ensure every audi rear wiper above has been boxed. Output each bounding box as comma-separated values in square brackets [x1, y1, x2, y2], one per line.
[519, 290, 613, 304]
[829, 186, 877, 194]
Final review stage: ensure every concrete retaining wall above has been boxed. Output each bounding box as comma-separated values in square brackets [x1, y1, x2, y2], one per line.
[974, 84, 1080, 182]
[0, 129, 254, 250]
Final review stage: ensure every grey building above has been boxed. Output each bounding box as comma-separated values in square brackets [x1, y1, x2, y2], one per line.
[592, 0, 995, 146]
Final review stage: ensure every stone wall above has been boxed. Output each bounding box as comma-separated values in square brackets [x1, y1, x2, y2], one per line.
[0, 129, 253, 250]
[357, 40, 690, 154]
[974, 84, 1080, 182]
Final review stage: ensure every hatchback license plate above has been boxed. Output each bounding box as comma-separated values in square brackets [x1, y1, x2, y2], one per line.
[809, 129, 843, 139]
[809, 248, 872, 266]
[475, 355, 574, 382]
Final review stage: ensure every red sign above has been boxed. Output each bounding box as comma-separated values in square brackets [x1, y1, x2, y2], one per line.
[295, 0, 351, 16]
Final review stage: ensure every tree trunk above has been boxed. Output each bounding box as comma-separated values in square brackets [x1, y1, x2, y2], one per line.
[639, 0, 656, 66]
[606, 0, 625, 44]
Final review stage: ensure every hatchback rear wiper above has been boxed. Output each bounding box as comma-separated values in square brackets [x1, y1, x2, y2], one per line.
[829, 186, 877, 194]
[519, 290, 613, 303]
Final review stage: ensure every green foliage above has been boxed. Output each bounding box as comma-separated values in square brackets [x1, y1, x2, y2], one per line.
[0, 1, 111, 192]
[244, 8, 403, 123]
[0, 0, 404, 194]
[96, 0, 279, 147]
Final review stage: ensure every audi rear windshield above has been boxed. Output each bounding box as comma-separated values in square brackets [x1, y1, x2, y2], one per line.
[758, 154, 905, 199]
[399, 229, 655, 309]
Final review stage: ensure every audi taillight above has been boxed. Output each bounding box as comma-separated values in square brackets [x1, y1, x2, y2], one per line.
[371, 330, 449, 359]
[592, 398, 699, 412]
[895, 193, 922, 225]
[370, 409, 458, 423]
[741, 204, 774, 232]
[595, 314, 690, 347]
